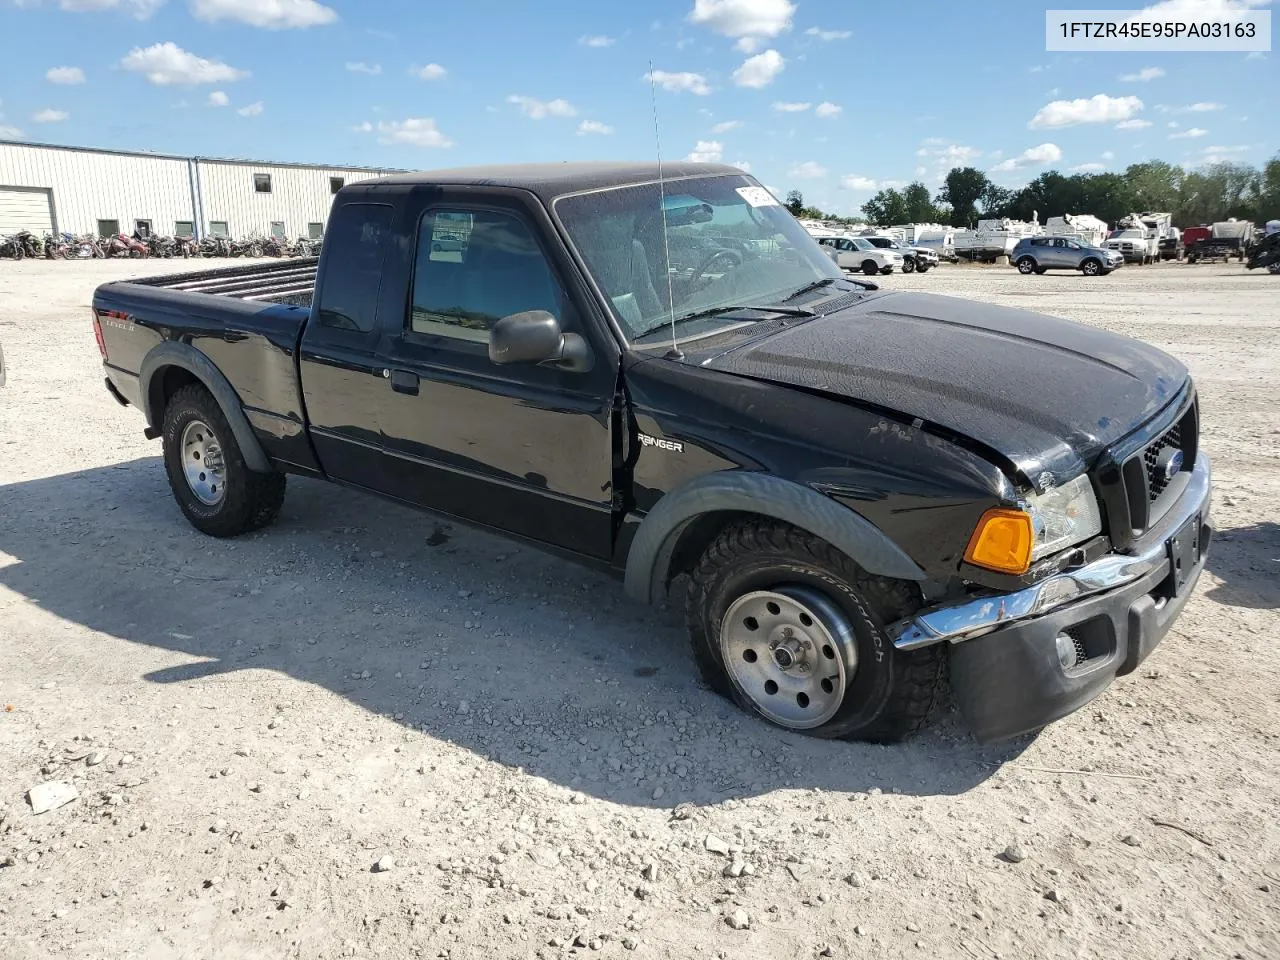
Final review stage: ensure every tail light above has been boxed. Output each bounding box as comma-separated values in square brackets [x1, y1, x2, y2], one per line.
[91, 309, 107, 358]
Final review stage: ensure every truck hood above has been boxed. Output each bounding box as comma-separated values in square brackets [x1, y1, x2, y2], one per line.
[690, 291, 1187, 487]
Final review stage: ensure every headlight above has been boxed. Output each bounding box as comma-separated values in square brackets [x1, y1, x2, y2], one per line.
[1023, 474, 1103, 561]
[964, 474, 1103, 575]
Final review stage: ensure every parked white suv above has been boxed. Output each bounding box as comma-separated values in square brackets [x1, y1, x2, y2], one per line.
[816, 236, 904, 275]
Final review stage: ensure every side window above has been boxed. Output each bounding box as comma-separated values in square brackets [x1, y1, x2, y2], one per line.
[409, 208, 566, 344]
[1031, 238, 1047, 246]
[314, 203, 394, 333]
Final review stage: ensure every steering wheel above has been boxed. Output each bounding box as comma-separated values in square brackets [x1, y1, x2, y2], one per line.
[689, 247, 743, 293]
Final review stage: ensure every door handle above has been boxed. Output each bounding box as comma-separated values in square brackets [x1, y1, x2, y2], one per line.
[389, 369, 419, 396]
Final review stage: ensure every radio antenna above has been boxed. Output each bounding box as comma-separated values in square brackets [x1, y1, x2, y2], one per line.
[648, 59, 682, 360]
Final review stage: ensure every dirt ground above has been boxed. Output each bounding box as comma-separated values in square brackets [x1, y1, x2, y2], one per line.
[1, 257, 1277, 960]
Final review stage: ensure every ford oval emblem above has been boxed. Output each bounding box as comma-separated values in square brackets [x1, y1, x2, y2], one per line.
[1164, 449, 1185, 481]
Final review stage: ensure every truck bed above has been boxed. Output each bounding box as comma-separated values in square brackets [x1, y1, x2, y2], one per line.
[131, 258, 318, 307]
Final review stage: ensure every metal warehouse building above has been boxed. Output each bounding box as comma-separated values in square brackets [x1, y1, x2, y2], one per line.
[0, 140, 404, 241]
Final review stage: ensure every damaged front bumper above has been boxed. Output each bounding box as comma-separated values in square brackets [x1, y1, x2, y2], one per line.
[890, 455, 1212, 741]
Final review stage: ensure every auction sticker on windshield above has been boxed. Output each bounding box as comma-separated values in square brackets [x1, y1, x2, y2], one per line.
[736, 186, 779, 208]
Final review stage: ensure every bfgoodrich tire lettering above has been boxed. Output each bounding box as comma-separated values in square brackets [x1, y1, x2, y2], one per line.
[161, 384, 286, 537]
[685, 519, 945, 742]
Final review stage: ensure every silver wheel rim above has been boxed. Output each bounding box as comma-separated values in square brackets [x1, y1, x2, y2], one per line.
[719, 586, 857, 729]
[1084, 261, 1099, 275]
[180, 420, 226, 506]
[1019, 260, 1033, 273]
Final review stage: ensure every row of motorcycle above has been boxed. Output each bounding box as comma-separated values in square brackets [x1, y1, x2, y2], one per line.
[0, 229, 324, 261]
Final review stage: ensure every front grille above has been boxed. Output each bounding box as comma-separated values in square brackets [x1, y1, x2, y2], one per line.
[1093, 391, 1199, 548]
[1143, 422, 1183, 501]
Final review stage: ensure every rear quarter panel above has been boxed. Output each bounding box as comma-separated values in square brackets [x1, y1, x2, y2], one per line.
[93, 281, 313, 469]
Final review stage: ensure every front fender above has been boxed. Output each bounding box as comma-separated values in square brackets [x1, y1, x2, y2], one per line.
[623, 471, 927, 605]
[138, 340, 272, 473]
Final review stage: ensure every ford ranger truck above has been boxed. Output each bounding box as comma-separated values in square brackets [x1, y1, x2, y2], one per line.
[92, 162, 1212, 743]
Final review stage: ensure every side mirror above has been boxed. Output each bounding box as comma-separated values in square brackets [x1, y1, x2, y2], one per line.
[489, 310, 593, 373]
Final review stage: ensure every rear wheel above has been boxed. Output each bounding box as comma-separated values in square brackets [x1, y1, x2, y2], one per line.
[1016, 256, 1036, 275]
[861, 260, 879, 276]
[685, 520, 945, 742]
[162, 384, 286, 538]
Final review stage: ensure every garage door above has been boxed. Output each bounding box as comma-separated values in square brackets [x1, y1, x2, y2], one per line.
[0, 187, 55, 235]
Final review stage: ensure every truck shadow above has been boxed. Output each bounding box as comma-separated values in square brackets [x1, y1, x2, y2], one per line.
[0, 459, 1024, 806]
[1205, 520, 1280, 610]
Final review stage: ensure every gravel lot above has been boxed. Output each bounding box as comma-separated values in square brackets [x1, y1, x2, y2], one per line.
[1, 258, 1277, 960]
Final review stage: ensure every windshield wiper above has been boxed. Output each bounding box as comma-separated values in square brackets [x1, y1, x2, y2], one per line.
[780, 278, 838, 301]
[633, 302, 816, 342]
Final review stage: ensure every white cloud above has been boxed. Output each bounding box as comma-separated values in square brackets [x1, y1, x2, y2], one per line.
[645, 70, 711, 95]
[33, 108, 69, 123]
[1201, 143, 1250, 153]
[915, 166, 927, 175]
[121, 43, 248, 86]
[730, 159, 751, 172]
[1168, 121, 1179, 128]
[0, 125, 23, 138]
[578, 35, 615, 47]
[814, 101, 841, 118]
[1030, 94, 1143, 128]
[236, 101, 263, 116]
[189, 0, 336, 29]
[990, 142, 1062, 172]
[841, 175, 903, 191]
[1129, 0, 1267, 21]
[1245, 51, 1266, 60]
[1170, 127, 1208, 139]
[804, 26, 851, 41]
[1119, 66, 1165, 82]
[734, 37, 762, 53]
[685, 139, 723, 162]
[46, 66, 86, 84]
[1071, 162, 1107, 173]
[732, 49, 784, 88]
[411, 63, 447, 81]
[351, 121, 373, 132]
[577, 119, 613, 135]
[368, 117, 453, 148]
[208, 90, 229, 106]
[1101, 150, 1115, 159]
[710, 119, 741, 134]
[789, 160, 828, 178]
[28, 0, 163, 19]
[773, 101, 810, 112]
[1116, 118, 1153, 129]
[1184, 101, 1224, 112]
[688, 0, 795, 45]
[508, 95, 576, 119]
[346, 62, 381, 75]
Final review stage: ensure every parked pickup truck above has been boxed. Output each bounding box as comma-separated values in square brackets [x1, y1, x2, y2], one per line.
[94, 162, 1212, 743]
[862, 235, 940, 274]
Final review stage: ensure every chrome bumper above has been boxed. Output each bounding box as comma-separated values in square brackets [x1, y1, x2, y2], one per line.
[891, 455, 1211, 651]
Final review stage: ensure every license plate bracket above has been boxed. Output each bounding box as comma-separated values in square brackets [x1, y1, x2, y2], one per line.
[1166, 512, 1203, 595]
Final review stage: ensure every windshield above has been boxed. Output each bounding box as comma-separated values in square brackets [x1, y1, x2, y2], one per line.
[554, 174, 841, 342]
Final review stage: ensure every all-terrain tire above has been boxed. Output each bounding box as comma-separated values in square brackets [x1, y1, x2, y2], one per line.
[161, 384, 286, 538]
[685, 519, 945, 743]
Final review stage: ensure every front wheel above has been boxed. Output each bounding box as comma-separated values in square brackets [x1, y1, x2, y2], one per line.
[902, 257, 916, 274]
[1016, 256, 1036, 275]
[916, 264, 930, 273]
[1081, 258, 1102, 276]
[861, 260, 879, 276]
[162, 384, 287, 538]
[685, 520, 945, 742]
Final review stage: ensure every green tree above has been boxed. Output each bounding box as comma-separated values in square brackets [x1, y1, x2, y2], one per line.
[937, 167, 993, 227]
[1122, 161, 1181, 213]
[902, 182, 945, 222]
[785, 190, 805, 216]
[861, 187, 908, 225]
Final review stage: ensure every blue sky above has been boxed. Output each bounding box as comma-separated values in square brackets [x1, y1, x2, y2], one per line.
[0, 0, 1273, 215]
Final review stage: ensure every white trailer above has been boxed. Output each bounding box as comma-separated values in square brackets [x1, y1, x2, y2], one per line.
[1044, 214, 1109, 249]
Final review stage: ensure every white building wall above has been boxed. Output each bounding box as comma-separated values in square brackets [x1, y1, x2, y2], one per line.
[0, 141, 403, 239]
[0, 142, 193, 236]
[195, 160, 395, 240]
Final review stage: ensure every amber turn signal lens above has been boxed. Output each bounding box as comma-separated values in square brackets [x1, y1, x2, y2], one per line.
[964, 508, 1033, 575]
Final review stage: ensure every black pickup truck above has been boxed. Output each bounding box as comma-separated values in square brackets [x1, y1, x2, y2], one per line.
[93, 162, 1211, 743]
